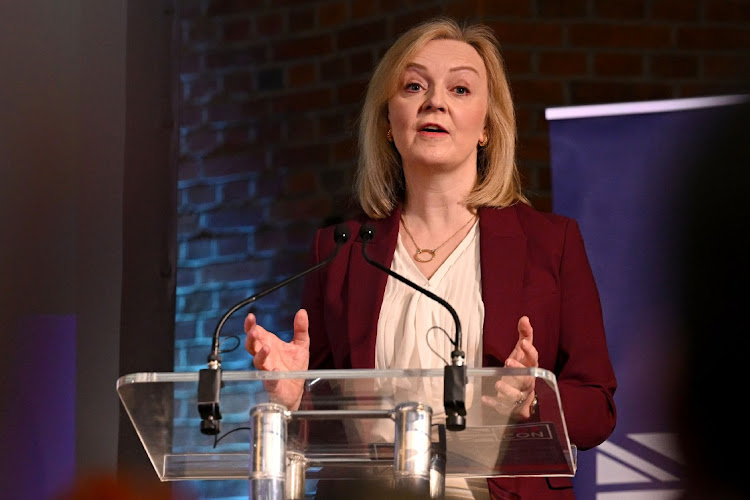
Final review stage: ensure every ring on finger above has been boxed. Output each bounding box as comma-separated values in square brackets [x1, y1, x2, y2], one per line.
[515, 392, 527, 406]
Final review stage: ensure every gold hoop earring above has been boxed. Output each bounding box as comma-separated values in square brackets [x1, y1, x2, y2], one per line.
[479, 136, 488, 147]
[387, 128, 393, 142]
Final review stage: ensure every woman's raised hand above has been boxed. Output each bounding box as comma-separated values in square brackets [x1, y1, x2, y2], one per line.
[244, 309, 311, 408]
[481, 316, 539, 419]
[505, 315, 538, 369]
[245, 309, 310, 371]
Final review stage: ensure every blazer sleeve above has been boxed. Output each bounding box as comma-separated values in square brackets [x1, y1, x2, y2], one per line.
[555, 218, 617, 449]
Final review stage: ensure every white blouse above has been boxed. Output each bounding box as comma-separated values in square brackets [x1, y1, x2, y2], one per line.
[375, 219, 484, 372]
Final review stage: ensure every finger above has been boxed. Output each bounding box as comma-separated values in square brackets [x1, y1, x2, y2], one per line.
[252, 343, 271, 370]
[481, 395, 506, 411]
[504, 357, 524, 368]
[249, 322, 273, 343]
[245, 323, 261, 354]
[510, 341, 539, 368]
[517, 315, 533, 344]
[244, 326, 267, 355]
[482, 392, 525, 412]
[245, 334, 259, 356]
[244, 312, 257, 333]
[505, 347, 526, 366]
[244, 313, 267, 354]
[503, 357, 537, 390]
[244, 314, 257, 354]
[505, 316, 536, 366]
[291, 309, 310, 348]
[246, 337, 264, 356]
[493, 379, 517, 398]
[498, 377, 528, 405]
[521, 338, 539, 367]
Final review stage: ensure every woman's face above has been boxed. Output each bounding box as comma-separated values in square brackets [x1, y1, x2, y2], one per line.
[387, 39, 489, 174]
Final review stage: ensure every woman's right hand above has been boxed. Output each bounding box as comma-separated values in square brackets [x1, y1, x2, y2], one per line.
[244, 309, 310, 409]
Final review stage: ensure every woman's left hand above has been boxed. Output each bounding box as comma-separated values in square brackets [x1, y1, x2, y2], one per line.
[481, 316, 539, 418]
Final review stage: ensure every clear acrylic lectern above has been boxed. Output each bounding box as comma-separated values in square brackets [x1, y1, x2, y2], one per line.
[117, 367, 576, 499]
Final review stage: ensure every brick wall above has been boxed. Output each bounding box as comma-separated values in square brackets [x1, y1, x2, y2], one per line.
[173, 1, 749, 496]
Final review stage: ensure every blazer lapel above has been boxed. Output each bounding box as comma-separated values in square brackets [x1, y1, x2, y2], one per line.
[479, 205, 527, 366]
[345, 208, 402, 368]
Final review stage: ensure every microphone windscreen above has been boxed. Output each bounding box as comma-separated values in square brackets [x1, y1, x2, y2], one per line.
[359, 223, 375, 242]
[333, 224, 351, 243]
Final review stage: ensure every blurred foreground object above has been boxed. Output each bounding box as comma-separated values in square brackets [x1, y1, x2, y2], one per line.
[54, 471, 179, 500]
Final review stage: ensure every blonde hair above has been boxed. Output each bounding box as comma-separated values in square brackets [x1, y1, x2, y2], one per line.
[355, 17, 528, 219]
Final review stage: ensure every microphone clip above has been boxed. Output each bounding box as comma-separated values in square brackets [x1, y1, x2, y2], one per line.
[444, 351, 467, 431]
[198, 354, 223, 435]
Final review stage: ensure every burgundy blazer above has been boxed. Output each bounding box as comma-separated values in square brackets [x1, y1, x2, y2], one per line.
[301, 203, 617, 499]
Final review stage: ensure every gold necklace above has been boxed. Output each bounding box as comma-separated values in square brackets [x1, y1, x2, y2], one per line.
[400, 213, 477, 263]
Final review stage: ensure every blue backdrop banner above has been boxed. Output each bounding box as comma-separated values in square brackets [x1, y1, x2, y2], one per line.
[546, 95, 747, 500]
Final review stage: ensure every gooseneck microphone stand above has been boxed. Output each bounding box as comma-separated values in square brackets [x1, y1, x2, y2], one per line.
[197, 225, 351, 435]
[358, 224, 467, 431]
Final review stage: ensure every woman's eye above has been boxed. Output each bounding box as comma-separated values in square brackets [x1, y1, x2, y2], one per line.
[406, 83, 422, 92]
[454, 86, 470, 95]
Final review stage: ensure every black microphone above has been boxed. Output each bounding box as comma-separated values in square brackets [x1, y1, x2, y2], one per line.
[198, 223, 351, 435]
[358, 224, 467, 431]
